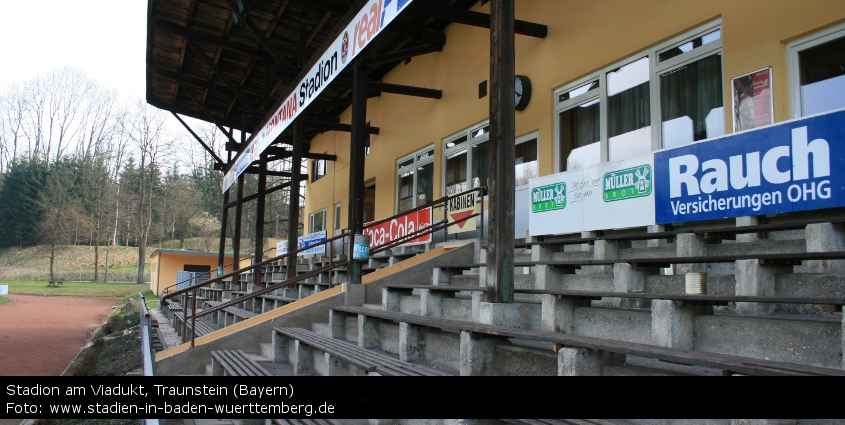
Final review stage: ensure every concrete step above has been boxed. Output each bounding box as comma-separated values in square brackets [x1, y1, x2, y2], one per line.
[491, 344, 557, 376]
[708, 238, 806, 257]
[361, 303, 384, 310]
[312, 322, 332, 337]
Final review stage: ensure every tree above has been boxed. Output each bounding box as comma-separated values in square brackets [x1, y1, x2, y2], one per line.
[0, 158, 49, 246]
[123, 102, 169, 284]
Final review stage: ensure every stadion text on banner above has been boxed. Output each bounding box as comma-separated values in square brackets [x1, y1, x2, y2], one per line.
[221, 0, 414, 193]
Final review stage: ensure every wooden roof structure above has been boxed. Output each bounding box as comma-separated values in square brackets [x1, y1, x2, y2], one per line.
[146, 0, 546, 167]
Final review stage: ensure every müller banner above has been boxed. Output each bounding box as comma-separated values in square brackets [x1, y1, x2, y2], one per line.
[221, 0, 414, 193]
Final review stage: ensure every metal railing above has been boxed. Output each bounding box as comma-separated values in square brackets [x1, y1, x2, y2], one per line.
[138, 292, 155, 376]
[161, 186, 487, 347]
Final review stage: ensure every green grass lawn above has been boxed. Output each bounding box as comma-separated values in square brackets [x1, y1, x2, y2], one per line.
[2, 280, 151, 298]
[0, 296, 12, 306]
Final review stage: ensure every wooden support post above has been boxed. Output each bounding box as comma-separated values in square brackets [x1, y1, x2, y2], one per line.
[218, 189, 230, 277]
[486, 0, 516, 303]
[253, 153, 268, 287]
[348, 56, 368, 285]
[233, 174, 245, 283]
[287, 120, 304, 279]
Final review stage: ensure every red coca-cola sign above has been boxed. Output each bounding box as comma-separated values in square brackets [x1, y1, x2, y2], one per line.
[363, 207, 432, 248]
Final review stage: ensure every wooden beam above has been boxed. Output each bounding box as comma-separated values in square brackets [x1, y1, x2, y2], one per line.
[303, 119, 380, 135]
[348, 56, 368, 285]
[222, 0, 296, 69]
[178, 84, 238, 145]
[411, 3, 547, 38]
[486, 0, 516, 303]
[367, 44, 443, 67]
[171, 112, 225, 165]
[186, 39, 262, 114]
[336, 78, 442, 99]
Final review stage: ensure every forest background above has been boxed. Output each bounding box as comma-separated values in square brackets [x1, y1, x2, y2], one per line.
[0, 67, 304, 284]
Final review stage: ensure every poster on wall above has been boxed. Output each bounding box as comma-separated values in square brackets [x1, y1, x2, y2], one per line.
[732, 67, 773, 131]
[654, 109, 845, 224]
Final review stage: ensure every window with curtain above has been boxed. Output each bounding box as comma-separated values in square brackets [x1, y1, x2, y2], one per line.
[660, 53, 723, 144]
[558, 81, 601, 171]
[397, 147, 434, 213]
[607, 57, 651, 161]
[554, 20, 722, 170]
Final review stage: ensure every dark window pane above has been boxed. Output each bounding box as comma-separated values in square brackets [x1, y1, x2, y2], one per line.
[416, 162, 433, 206]
[471, 142, 489, 189]
[660, 53, 723, 143]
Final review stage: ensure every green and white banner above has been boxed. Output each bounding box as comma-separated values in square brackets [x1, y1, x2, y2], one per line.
[528, 153, 656, 236]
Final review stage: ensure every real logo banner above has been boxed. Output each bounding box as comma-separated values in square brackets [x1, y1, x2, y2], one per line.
[654, 109, 845, 224]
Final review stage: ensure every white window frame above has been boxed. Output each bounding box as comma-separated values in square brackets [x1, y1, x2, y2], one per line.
[442, 121, 490, 196]
[553, 19, 723, 172]
[311, 159, 327, 182]
[396, 145, 435, 214]
[309, 209, 326, 234]
[333, 203, 342, 230]
[787, 22, 845, 119]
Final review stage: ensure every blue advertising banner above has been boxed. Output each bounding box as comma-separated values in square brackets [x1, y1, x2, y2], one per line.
[654, 109, 845, 224]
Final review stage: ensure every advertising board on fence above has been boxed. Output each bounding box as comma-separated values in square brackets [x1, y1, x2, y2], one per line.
[0, 284, 7, 295]
[363, 207, 432, 248]
[528, 154, 656, 236]
[275, 230, 328, 256]
[654, 108, 845, 224]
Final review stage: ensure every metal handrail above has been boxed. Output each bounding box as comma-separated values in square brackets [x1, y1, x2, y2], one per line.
[137, 292, 155, 377]
[167, 186, 487, 347]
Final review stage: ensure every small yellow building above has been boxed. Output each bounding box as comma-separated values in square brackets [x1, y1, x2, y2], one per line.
[148, 250, 255, 295]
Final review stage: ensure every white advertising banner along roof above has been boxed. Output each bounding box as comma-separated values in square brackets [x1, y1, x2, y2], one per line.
[222, 0, 415, 192]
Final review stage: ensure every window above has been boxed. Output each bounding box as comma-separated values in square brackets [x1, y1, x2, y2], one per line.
[333, 203, 342, 230]
[444, 123, 490, 196]
[554, 21, 723, 172]
[444, 122, 539, 192]
[397, 147, 434, 213]
[788, 23, 845, 118]
[656, 27, 724, 149]
[309, 209, 326, 234]
[515, 133, 539, 187]
[311, 159, 327, 182]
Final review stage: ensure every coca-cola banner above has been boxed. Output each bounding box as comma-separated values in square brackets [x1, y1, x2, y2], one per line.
[363, 207, 432, 248]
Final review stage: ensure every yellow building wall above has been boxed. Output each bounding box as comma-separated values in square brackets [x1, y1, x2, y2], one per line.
[304, 0, 845, 229]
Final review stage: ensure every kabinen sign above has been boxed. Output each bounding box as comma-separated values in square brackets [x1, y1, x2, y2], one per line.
[654, 109, 845, 224]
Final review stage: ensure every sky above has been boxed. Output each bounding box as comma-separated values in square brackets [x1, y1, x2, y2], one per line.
[0, 0, 148, 98]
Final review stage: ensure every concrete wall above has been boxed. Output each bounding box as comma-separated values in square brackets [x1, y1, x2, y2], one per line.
[303, 0, 845, 231]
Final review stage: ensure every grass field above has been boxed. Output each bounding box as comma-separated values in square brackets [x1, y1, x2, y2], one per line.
[2, 280, 151, 299]
[0, 296, 11, 306]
